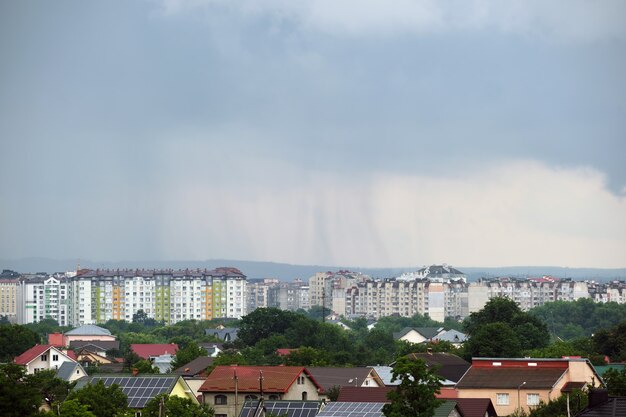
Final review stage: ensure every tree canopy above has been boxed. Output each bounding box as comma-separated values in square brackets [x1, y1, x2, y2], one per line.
[67, 380, 128, 417]
[382, 356, 443, 417]
[142, 394, 214, 417]
[0, 323, 39, 362]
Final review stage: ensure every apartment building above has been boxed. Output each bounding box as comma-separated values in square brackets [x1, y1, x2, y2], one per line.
[0, 279, 19, 322]
[268, 279, 309, 311]
[16, 267, 247, 326]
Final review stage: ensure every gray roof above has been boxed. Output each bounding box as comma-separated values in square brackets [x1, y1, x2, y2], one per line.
[205, 327, 238, 342]
[393, 327, 444, 340]
[65, 324, 112, 336]
[436, 329, 468, 343]
[173, 356, 214, 377]
[307, 367, 378, 391]
[56, 362, 86, 381]
[70, 340, 120, 351]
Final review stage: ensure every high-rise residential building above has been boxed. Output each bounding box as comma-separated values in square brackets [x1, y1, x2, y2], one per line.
[17, 267, 247, 326]
[0, 279, 18, 322]
[268, 279, 309, 311]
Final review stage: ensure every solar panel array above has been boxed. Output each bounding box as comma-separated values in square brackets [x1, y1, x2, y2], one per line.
[91, 376, 176, 408]
[316, 402, 385, 417]
[238, 400, 320, 417]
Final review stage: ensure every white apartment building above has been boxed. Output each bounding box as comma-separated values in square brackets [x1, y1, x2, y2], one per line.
[17, 275, 71, 326]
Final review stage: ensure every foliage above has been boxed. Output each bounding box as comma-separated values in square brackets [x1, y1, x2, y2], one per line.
[0, 323, 40, 362]
[132, 359, 160, 374]
[170, 341, 207, 370]
[326, 385, 341, 402]
[463, 297, 549, 356]
[237, 308, 301, 347]
[24, 319, 71, 342]
[530, 299, 626, 340]
[382, 357, 443, 417]
[0, 363, 42, 417]
[603, 367, 626, 396]
[374, 313, 442, 335]
[142, 394, 214, 417]
[282, 347, 330, 366]
[463, 322, 523, 358]
[131, 309, 160, 327]
[24, 370, 72, 406]
[67, 380, 128, 417]
[57, 399, 96, 417]
[526, 390, 588, 417]
[593, 319, 626, 361]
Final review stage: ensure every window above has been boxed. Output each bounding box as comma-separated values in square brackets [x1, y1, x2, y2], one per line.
[214, 395, 227, 405]
[244, 395, 258, 401]
[527, 393, 540, 406]
[297, 376, 305, 385]
[496, 393, 509, 405]
[52, 354, 59, 361]
[41, 355, 48, 361]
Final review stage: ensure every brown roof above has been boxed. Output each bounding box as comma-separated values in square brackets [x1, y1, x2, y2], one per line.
[199, 366, 322, 393]
[454, 398, 498, 417]
[336, 386, 394, 403]
[173, 356, 214, 377]
[307, 367, 379, 392]
[456, 367, 567, 389]
[405, 353, 471, 383]
[561, 381, 586, 392]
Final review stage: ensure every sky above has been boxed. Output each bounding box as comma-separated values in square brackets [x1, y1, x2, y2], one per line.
[1, 0, 625, 269]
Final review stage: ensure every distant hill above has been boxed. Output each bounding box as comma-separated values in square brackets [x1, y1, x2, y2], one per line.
[1, 257, 625, 282]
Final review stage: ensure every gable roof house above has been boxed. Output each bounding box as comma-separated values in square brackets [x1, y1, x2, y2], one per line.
[403, 352, 471, 384]
[393, 327, 447, 344]
[306, 367, 385, 397]
[14, 344, 78, 375]
[56, 361, 88, 382]
[205, 327, 239, 342]
[74, 374, 198, 410]
[64, 324, 116, 346]
[198, 365, 323, 417]
[456, 358, 602, 416]
[131, 343, 179, 360]
[68, 340, 120, 356]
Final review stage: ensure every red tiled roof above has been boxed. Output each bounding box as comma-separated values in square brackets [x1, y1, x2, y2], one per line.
[14, 344, 76, 365]
[14, 344, 52, 365]
[336, 386, 394, 403]
[276, 348, 296, 356]
[199, 366, 322, 393]
[130, 344, 179, 359]
[454, 398, 497, 417]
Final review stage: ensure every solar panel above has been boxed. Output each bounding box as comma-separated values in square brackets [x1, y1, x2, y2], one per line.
[316, 402, 385, 417]
[89, 376, 177, 409]
[238, 401, 321, 417]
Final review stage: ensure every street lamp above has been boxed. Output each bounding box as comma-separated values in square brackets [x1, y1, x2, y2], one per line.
[517, 381, 527, 412]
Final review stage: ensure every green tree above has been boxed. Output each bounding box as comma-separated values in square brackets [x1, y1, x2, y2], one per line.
[132, 359, 159, 374]
[67, 380, 128, 417]
[593, 320, 626, 362]
[170, 341, 206, 370]
[237, 308, 299, 347]
[0, 363, 41, 417]
[142, 394, 214, 417]
[463, 322, 522, 358]
[58, 399, 96, 417]
[282, 347, 329, 366]
[24, 369, 72, 407]
[526, 390, 587, 417]
[382, 357, 443, 417]
[603, 367, 626, 396]
[0, 323, 40, 362]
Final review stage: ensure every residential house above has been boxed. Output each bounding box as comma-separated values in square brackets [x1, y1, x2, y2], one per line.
[64, 324, 117, 346]
[74, 374, 199, 411]
[198, 365, 323, 417]
[75, 348, 117, 368]
[55, 361, 88, 382]
[14, 344, 77, 374]
[456, 357, 603, 416]
[199, 342, 224, 357]
[131, 343, 179, 360]
[576, 389, 626, 417]
[435, 329, 468, 347]
[69, 340, 120, 357]
[307, 367, 385, 397]
[393, 327, 446, 344]
[173, 356, 215, 398]
[205, 327, 239, 343]
[403, 352, 471, 384]
[153, 353, 176, 373]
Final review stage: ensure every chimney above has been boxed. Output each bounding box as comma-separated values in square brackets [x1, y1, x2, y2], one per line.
[588, 389, 609, 408]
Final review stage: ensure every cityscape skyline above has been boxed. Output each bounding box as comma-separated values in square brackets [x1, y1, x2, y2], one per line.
[1, 1, 625, 268]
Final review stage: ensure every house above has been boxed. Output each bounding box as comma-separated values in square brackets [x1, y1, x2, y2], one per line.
[55, 361, 88, 382]
[316, 401, 464, 417]
[435, 329, 468, 347]
[74, 374, 199, 410]
[306, 367, 385, 396]
[335, 387, 496, 417]
[198, 365, 323, 417]
[173, 356, 214, 377]
[75, 348, 117, 367]
[153, 353, 176, 373]
[64, 324, 117, 346]
[238, 400, 323, 417]
[14, 344, 77, 374]
[456, 357, 603, 416]
[393, 327, 446, 344]
[403, 352, 471, 384]
[68, 340, 120, 356]
[576, 389, 626, 417]
[199, 342, 224, 357]
[131, 343, 179, 360]
[205, 327, 239, 342]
